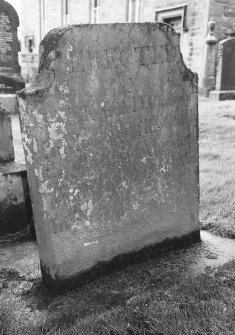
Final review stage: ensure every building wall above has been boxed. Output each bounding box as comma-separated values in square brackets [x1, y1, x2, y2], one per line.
[209, 0, 235, 40]
[144, 0, 210, 79]
[18, 0, 235, 84]
[99, 0, 126, 23]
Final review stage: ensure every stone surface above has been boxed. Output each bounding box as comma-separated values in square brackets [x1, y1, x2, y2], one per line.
[210, 38, 235, 100]
[18, 23, 199, 291]
[0, 162, 33, 242]
[216, 38, 235, 91]
[0, 0, 25, 93]
[0, 105, 14, 162]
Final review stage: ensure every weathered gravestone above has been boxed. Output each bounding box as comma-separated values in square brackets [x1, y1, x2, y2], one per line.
[210, 37, 235, 100]
[0, 0, 24, 112]
[18, 23, 199, 291]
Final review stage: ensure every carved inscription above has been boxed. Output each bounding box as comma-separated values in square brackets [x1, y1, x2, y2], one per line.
[52, 104, 191, 235]
[67, 44, 177, 73]
[0, 12, 13, 72]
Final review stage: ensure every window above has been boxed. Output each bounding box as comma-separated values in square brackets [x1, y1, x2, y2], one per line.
[155, 5, 187, 36]
[127, 0, 143, 23]
[91, 0, 100, 24]
[25, 36, 35, 53]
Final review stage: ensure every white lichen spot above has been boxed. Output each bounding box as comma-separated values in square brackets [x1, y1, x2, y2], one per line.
[121, 180, 128, 190]
[33, 138, 38, 153]
[59, 83, 69, 94]
[33, 110, 43, 123]
[133, 202, 139, 210]
[34, 168, 43, 180]
[69, 189, 73, 193]
[66, 45, 73, 59]
[84, 240, 98, 247]
[100, 102, 105, 108]
[21, 133, 33, 165]
[26, 151, 33, 165]
[71, 222, 80, 230]
[49, 50, 56, 59]
[87, 200, 93, 217]
[141, 157, 147, 164]
[74, 189, 78, 196]
[48, 122, 67, 153]
[85, 220, 91, 228]
[81, 203, 87, 211]
[59, 146, 65, 158]
[58, 111, 66, 120]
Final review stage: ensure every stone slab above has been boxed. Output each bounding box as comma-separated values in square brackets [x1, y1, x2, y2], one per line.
[210, 90, 235, 100]
[0, 162, 33, 242]
[18, 23, 199, 291]
[0, 94, 17, 113]
[0, 106, 14, 162]
[215, 38, 235, 92]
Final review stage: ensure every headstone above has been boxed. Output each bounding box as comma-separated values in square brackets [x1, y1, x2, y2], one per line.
[17, 23, 199, 292]
[0, 103, 14, 162]
[210, 37, 235, 100]
[0, 0, 24, 111]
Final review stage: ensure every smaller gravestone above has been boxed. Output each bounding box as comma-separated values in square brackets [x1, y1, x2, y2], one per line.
[199, 18, 218, 97]
[210, 35, 235, 100]
[0, 0, 24, 112]
[0, 103, 14, 162]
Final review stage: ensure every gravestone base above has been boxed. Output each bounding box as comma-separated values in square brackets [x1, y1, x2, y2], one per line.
[41, 229, 200, 293]
[0, 94, 17, 113]
[210, 90, 235, 101]
[199, 85, 215, 98]
[0, 162, 34, 243]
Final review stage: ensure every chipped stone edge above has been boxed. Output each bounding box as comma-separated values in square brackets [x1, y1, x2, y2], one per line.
[17, 22, 198, 101]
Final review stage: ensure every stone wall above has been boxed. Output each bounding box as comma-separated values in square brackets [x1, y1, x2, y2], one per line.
[209, 0, 235, 41]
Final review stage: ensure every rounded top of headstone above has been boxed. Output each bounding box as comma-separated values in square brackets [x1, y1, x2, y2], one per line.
[0, 0, 19, 28]
[225, 28, 235, 38]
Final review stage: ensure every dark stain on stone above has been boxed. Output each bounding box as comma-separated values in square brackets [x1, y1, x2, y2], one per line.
[41, 230, 200, 294]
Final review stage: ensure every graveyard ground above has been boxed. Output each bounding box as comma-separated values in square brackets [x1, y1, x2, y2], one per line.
[199, 98, 235, 238]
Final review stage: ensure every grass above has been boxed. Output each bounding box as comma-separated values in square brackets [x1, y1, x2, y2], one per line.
[1, 260, 235, 334]
[199, 98, 235, 238]
[59, 261, 235, 335]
